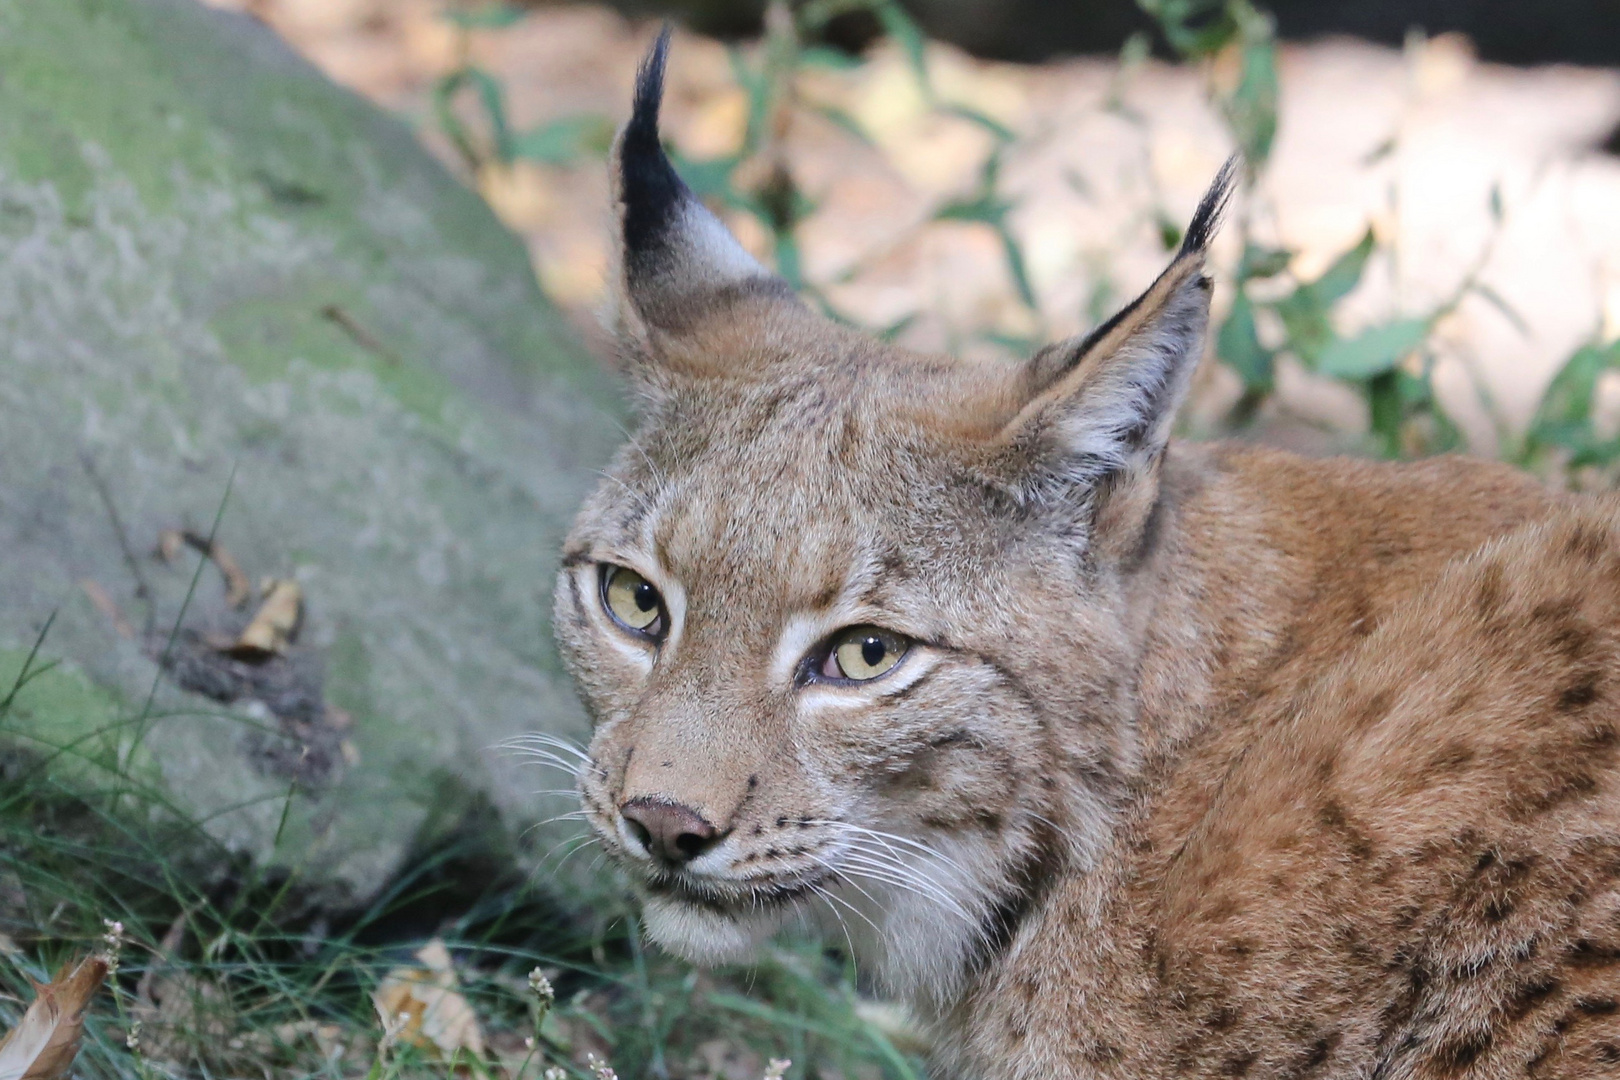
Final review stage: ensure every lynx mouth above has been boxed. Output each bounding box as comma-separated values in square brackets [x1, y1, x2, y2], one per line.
[639, 868, 830, 916]
[634, 867, 831, 966]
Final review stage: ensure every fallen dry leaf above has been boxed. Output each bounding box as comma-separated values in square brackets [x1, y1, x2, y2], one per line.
[0, 955, 108, 1080]
[372, 939, 485, 1060]
[227, 578, 303, 659]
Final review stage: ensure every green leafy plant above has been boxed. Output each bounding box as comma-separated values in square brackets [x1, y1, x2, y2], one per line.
[1518, 337, 1620, 479]
[427, 0, 1617, 484]
[433, 2, 614, 173]
[1137, 0, 1480, 458]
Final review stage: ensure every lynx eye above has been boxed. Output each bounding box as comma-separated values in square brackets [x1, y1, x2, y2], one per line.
[820, 626, 909, 682]
[601, 565, 667, 640]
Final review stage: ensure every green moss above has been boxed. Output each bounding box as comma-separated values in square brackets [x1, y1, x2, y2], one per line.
[0, 0, 615, 406]
[0, 648, 157, 791]
[211, 293, 463, 431]
[0, 1, 226, 209]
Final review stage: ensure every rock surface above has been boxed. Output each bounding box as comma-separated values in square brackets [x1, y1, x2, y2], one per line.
[0, 0, 619, 905]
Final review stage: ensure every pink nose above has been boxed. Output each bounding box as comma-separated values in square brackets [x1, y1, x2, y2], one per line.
[621, 797, 720, 865]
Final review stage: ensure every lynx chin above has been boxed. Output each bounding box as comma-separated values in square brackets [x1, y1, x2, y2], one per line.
[551, 28, 1620, 1079]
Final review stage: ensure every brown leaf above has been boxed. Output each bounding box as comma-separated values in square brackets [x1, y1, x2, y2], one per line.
[0, 954, 108, 1080]
[372, 939, 485, 1060]
[225, 579, 303, 660]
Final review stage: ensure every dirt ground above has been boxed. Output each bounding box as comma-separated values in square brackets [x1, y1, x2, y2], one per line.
[203, 0, 1620, 455]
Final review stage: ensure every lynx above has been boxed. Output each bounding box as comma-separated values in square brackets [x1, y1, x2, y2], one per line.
[551, 30, 1620, 1079]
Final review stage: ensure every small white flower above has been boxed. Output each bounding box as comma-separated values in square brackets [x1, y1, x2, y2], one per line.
[126, 1020, 142, 1052]
[542, 1069, 568, 1080]
[102, 918, 125, 973]
[378, 1008, 412, 1050]
[528, 966, 555, 1004]
[764, 1058, 792, 1080]
[586, 1052, 619, 1080]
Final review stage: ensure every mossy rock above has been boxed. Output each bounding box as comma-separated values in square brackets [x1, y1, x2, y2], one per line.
[0, 0, 618, 906]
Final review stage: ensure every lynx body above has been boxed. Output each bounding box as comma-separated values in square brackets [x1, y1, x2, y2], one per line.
[552, 32, 1620, 1078]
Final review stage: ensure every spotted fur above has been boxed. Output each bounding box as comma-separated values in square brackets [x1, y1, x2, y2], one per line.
[551, 33, 1620, 1079]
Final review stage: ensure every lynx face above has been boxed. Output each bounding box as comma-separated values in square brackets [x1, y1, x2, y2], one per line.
[554, 30, 1233, 1002]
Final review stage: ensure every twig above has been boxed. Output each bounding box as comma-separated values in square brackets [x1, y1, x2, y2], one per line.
[177, 531, 253, 610]
[80, 450, 155, 636]
[79, 580, 136, 640]
[320, 305, 402, 367]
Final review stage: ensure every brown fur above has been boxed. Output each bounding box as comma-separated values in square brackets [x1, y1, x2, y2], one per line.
[942, 457, 1620, 1080]
[550, 37, 1620, 1079]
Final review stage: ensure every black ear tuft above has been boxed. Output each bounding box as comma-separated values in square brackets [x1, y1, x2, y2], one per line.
[1179, 155, 1241, 257]
[611, 25, 791, 338]
[621, 25, 686, 271]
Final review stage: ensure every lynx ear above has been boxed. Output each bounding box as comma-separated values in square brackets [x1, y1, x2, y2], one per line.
[612, 28, 796, 344]
[998, 158, 1238, 552]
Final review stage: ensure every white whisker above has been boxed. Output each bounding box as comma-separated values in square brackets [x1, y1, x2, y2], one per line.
[810, 879, 882, 942]
[830, 834, 965, 893]
[836, 853, 974, 922]
[506, 749, 590, 776]
[539, 834, 602, 871]
[802, 850, 886, 912]
[807, 882, 860, 960]
[519, 810, 591, 843]
[532, 809, 591, 828]
[807, 820, 968, 874]
[499, 732, 591, 760]
[508, 754, 585, 773]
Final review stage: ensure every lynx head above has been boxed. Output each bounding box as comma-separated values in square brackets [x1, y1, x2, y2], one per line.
[553, 28, 1235, 1005]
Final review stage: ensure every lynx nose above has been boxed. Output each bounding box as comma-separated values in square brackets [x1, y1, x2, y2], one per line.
[621, 797, 720, 865]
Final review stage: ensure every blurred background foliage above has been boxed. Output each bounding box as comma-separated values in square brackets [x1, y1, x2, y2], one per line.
[7, 0, 1620, 1077]
[427, 0, 1620, 477]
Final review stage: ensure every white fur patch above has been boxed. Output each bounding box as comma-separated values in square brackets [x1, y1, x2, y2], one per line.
[641, 893, 782, 965]
[678, 201, 767, 284]
[771, 611, 828, 686]
[797, 648, 941, 711]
